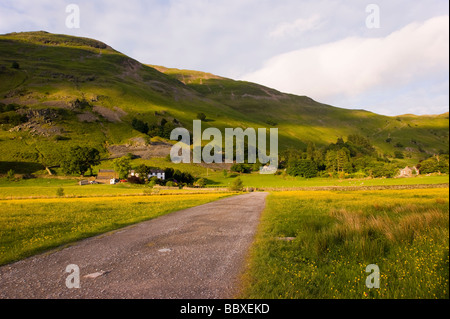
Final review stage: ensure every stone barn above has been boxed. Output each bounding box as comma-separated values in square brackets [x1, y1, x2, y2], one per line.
[96, 169, 119, 184]
[397, 166, 419, 178]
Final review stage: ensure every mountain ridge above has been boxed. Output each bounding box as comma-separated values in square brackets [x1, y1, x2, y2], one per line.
[0, 31, 448, 171]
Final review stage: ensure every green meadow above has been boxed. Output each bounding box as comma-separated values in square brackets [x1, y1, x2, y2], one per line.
[0, 174, 447, 199]
[240, 188, 449, 299]
[0, 173, 448, 299]
[211, 173, 449, 188]
[0, 177, 154, 199]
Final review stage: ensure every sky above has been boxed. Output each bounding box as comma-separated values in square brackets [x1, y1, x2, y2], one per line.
[0, 0, 448, 116]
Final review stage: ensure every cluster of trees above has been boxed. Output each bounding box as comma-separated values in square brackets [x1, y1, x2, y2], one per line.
[0, 103, 20, 113]
[131, 117, 178, 139]
[230, 162, 262, 174]
[224, 134, 441, 178]
[130, 164, 195, 186]
[281, 135, 449, 178]
[71, 98, 93, 110]
[112, 155, 132, 179]
[418, 155, 449, 174]
[163, 167, 195, 185]
[281, 135, 397, 179]
[0, 103, 27, 126]
[61, 146, 100, 176]
[131, 118, 149, 134]
[132, 112, 208, 140]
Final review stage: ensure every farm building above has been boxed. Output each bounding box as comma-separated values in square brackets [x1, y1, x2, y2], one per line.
[96, 169, 119, 184]
[149, 169, 165, 180]
[129, 169, 165, 180]
[259, 164, 277, 174]
[397, 166, 419, 178]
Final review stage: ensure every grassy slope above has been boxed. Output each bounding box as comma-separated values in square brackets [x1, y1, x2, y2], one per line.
[154, 65, 449, 155]
[0, 31, 448, 174]
[0, 32, 260, 162]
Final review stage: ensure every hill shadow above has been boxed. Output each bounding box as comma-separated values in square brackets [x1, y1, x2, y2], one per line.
[0, 161, 45, 174]
[204, 178, 222, 186]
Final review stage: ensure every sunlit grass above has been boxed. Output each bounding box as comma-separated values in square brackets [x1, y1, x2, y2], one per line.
[0, 193, 231, 266]
[240, 188, 449, 299]
[212, 173, 449, 188]
[0, 176, 231, 199]
[0, 175, 447, 199]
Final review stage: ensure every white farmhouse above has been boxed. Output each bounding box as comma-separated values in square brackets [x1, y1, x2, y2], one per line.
[129, 169, 165, 180]
[148, 169, 165, 180]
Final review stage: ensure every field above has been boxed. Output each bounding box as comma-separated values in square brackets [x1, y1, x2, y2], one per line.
[210, 173, 449, 189]
[1, 175, 447, 199]
[240, 188, 449, 299]
[0, 175, 230, 199]
[1, 173, 448, 298]
[0, 192, 231, 266]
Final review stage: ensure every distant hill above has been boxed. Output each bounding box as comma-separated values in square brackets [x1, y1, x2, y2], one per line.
[0, 31, 448, 173]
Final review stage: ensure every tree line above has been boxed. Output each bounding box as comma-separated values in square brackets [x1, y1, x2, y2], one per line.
[280, 135, 449, 178]
[20, 135, 449, 182]
[223, 134, 449, 178]
[132, 116, 181, 140]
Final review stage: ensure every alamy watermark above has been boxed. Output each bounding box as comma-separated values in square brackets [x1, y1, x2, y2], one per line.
[65, 4, 80, 29]
[169, 120, 279, 174]
[366, 4, 381, 29]
[65, 264, 80, 289]
[365, 264, 380, 288]
[170, 120, 278, 174]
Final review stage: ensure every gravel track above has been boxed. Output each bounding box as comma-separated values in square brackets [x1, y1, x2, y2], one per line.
[0, 192, 268, 299]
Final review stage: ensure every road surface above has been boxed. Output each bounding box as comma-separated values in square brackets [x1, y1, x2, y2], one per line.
[0, 192, 268, 299]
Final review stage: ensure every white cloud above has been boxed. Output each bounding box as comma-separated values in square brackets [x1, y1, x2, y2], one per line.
[269, 15, 322, 38]
[1, 0, 448, 115]
[242, 15, 449, 114]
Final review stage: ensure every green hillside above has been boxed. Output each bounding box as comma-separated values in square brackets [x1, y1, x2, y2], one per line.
[0, 31, 448, 174]
[151, 65, 449, 154]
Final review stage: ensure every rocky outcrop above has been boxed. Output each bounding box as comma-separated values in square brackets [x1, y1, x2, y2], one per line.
[9, 108, 63, 137]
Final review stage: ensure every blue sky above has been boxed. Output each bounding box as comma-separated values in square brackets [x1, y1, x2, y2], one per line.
[0, 0, 448, 116]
